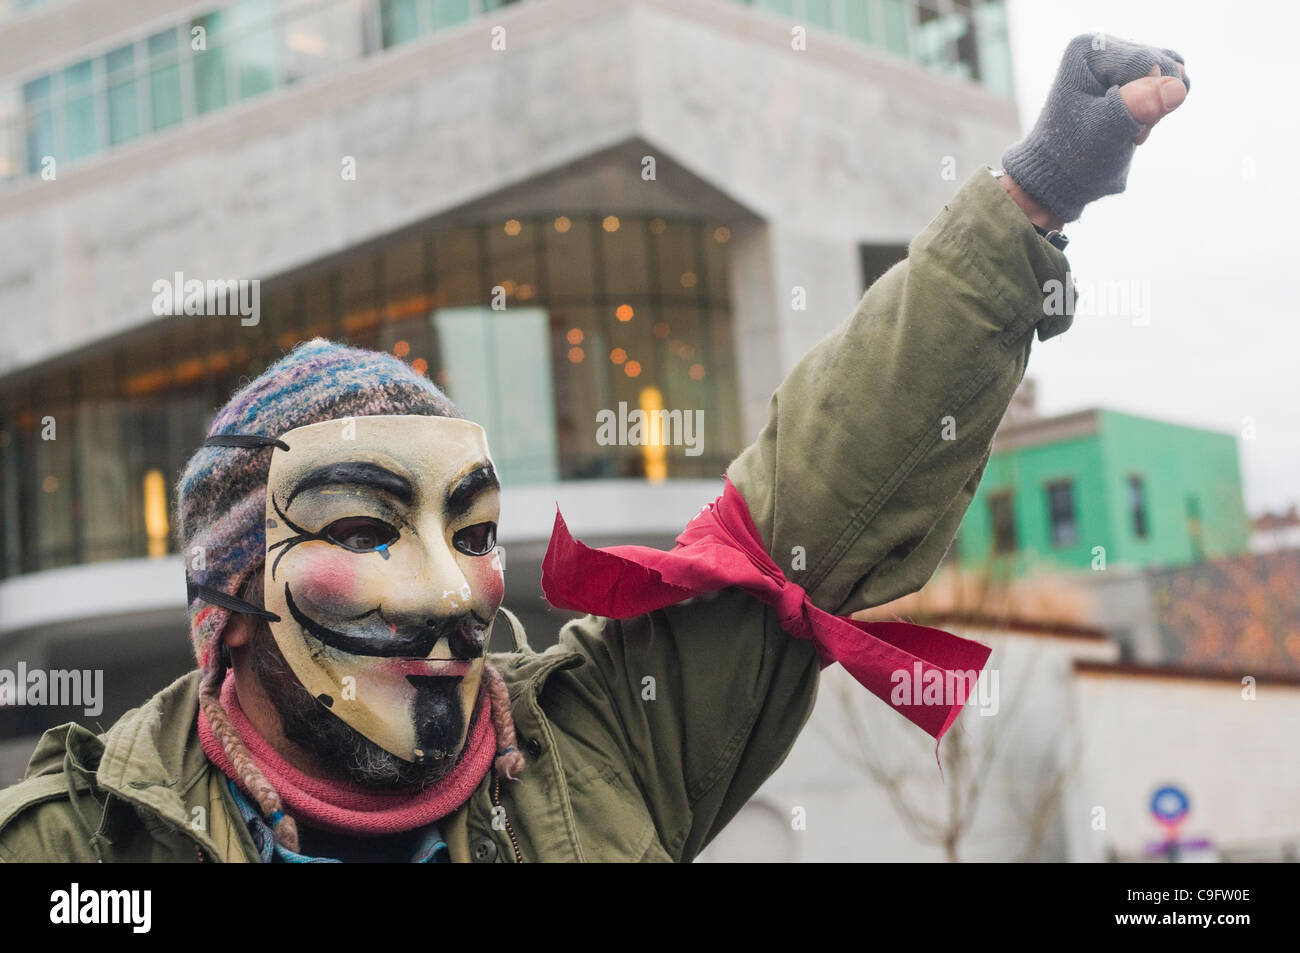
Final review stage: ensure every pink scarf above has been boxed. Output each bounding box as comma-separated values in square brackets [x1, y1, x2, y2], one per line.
[198, 670, 495, 836]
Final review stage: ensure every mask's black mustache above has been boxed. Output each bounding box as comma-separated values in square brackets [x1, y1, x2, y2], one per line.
[283, 583, 486, 659]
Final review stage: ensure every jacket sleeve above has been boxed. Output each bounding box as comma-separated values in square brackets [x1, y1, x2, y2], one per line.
[542, 167, 1072, 860]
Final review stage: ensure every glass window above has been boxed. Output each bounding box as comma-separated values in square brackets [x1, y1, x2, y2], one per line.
[915, 11, 970, 79]
[702, 224, 729, 304]
[1186, 494, 1204, 560]
[805, 0, 833, 29]
[430, 0, 471, 29]
[551, 304, 608, 478]
[880, 0, 910, 56]
[1128, 475, 1148, 539]
[434, 305, 560, 484]
[192, 12, 229, 114]
[380, 0, 422, 48]
[33, 377, 78, 570]
[382, 233, 426, 308]
[434, 226, 483, 307]
[147, 29, 184, 131]
[487, 217, 540, 304]
[599, 214, 651, 298]
[652, 219, 699, 301]
[300, 272, 339, 339]
[22, 74, 55, 173]
[990, 490, 1016, 555]
[62, 59, 98, 160]
[844, 0, 874, 43]
[105, 44, 140, 146]
[0, 401, 22, 577]
[1047, 479, 1076, 547]
[973, 1, 1014, 97]
[230, 0, 280, 100]
[0, 210, 740, 578]
[545, 215, 595, 305]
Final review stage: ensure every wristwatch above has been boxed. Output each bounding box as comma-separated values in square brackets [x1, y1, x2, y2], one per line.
[990, 168, 1069, 251]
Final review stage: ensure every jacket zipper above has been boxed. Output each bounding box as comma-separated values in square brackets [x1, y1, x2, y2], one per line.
[491, 774, 524, 863]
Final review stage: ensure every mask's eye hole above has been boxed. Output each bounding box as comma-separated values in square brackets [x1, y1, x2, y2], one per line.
[322, 516, 400, 552]
[453, 521, 497, 557]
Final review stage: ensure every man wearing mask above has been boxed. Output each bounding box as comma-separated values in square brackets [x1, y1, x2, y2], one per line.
[0, 35, 1188, 862]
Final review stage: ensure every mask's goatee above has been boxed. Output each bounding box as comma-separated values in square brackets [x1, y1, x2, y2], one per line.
[250, 621, 472, 787]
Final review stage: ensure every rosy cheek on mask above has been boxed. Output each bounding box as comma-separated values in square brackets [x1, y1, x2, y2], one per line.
[468, 555, 505, 609]
[291, 548, 363, 614]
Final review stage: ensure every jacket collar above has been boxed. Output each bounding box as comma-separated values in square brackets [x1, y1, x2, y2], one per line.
[28, 605, 584, 862]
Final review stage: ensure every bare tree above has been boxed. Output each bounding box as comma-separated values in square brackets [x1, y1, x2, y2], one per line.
[815, 564, 1088, 862]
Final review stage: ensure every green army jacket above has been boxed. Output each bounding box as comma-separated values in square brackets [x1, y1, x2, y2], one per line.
[0, 168, 1070, 862]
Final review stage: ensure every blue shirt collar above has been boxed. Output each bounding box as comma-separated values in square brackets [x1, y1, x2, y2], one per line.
[226, 778, 450, 863]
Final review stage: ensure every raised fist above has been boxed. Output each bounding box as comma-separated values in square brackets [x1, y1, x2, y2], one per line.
[1002, 34, 1190, 224]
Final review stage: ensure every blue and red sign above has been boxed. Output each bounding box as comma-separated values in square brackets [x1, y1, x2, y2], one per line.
[1150, 785, 1190, 825]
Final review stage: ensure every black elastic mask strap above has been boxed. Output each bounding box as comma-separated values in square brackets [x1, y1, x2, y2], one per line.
[202, 433, 290, 451]
[187, 580, 281, 622]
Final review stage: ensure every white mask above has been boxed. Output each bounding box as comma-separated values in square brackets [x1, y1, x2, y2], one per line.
[260, 415, 504, 764]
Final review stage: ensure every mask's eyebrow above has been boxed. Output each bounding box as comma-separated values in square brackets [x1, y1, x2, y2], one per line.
[447, 463, 499, 520]
[286, 462, 414, 507]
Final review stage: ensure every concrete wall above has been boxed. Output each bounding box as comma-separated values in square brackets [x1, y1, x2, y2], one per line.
[0, 0, 1018, 430]
[1064, 667, 1300, 862]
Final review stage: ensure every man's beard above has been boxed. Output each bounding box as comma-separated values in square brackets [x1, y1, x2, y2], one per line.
[250, 620, 475, 788]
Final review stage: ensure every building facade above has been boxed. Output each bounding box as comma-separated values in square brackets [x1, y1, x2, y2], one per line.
[0, 0, 1020, 782]
[955, 408, 1251, 577]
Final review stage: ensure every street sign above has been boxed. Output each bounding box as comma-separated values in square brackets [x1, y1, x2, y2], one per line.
[1150, 785, 1190, 825]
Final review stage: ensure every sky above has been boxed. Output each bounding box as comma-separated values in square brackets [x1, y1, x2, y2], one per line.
[1003, 0, 1299, 515]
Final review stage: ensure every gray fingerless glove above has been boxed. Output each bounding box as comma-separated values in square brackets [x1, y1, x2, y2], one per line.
[1002, 34, 1189, 223]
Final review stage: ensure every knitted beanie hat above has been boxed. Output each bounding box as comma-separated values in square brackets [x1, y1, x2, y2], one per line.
[175, 338, 524, 850]
[176, 337, 461, 672]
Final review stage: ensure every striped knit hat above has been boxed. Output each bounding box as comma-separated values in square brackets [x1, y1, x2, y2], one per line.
[176, 338, 524, 850]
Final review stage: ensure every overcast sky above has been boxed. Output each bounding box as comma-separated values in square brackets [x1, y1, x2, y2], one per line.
[1003, 0, 1298, 515]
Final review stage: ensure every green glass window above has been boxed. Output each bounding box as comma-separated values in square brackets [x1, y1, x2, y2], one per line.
[435, 305, 560, 485]
[22, 75, 55, 173]
[430, 0, 471, 29]
[381, 0, 422, 48]
[105, 45, 140, 146]
[844, 0, 875, 44]
[192, 12, 228, 115]
[880, 0, 910, 55]
[230, 0, 279, 100]
[805, 0, 834, 30]
[62, 59, 98, 160]
[973, 1, 1014, 97]
[147, 29, 184, 131]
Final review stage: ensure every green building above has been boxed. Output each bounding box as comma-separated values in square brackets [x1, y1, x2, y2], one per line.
[955, 408, 1250, 576]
